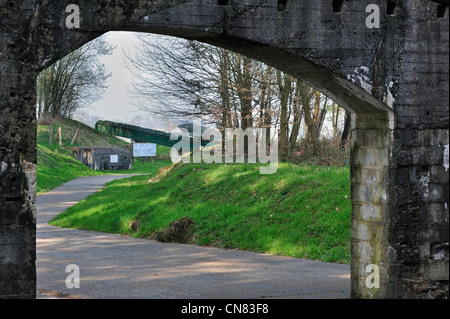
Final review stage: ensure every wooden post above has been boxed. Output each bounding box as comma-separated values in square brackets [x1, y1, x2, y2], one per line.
[49, 124, 52, 145]
[71, 127, 80, 145]
[58, 127, 62, 147]
[76, 125, 81, 144]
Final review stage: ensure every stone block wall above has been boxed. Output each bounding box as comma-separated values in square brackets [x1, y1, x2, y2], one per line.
[350, 112, 394, 298]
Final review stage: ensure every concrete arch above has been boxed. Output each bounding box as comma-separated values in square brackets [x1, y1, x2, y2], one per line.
[28, 0, 394, 114]
[1, 0, 448, 298]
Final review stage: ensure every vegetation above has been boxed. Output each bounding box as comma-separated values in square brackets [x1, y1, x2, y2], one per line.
[37, 121, 99, 194]
[38, 117, 129, 148]
[125, 34, 351, 159]
[37, 118, 171, 194]
[50, 161, 352, 264]
[37, 32, 354, 265]
[37, 137, 100, 194]
[36, 35, 113, 119]
[38, 117, 351, 263]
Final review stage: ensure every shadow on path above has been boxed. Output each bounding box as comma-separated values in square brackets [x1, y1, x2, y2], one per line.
[36, 175, 350, 299]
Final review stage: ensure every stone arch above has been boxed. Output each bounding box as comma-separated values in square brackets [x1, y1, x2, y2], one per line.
[1, 0, 448, 299]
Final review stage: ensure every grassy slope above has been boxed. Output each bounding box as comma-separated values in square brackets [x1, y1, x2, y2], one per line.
[37, 126, 101, 194]
[37, 118, 171, 194]
[50, 162, 352, 264]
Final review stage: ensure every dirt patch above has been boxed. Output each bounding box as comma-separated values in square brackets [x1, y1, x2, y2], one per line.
[156, 216, 195, 244]
[147, 164, 176, 184]
[37, 289, 83, 299]
[130, 220, 140, 232]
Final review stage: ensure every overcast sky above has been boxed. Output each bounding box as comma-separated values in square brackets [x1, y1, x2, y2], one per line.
[82, 31, 341, 136]
[73, 31, 191, 133]
[88, 31, 145, 122]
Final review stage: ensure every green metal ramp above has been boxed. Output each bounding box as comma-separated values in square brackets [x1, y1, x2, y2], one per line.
[95, 120, 207, 148]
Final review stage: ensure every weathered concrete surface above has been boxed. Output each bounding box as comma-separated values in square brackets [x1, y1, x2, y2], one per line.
[36, 175, 350, 299]
[1, 0, 448, 298]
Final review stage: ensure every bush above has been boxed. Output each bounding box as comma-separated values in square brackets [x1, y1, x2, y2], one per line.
[287, 137, 350, 166]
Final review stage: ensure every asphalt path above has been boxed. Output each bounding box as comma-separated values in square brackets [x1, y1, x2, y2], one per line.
[36, 174, 350, 299]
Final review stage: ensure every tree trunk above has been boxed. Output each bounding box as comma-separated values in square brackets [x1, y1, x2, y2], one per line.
[316, 96, 328, 138]
[289, 81, 303, 152]
[334, 104, 340, 138]
[240, 55, 253, 130]
[340, 110, 351, 149]
[276, 70, 292, 159]
[219, 49, 231, 154]
[300, 84, 319, 153]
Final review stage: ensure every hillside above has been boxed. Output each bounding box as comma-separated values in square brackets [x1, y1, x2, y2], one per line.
[38, 118, 129, 149]
[37, 118, 171, 194]
[50, 161, 352, 264]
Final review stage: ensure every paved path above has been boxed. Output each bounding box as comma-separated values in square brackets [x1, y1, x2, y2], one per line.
[36, 175, 350, 299]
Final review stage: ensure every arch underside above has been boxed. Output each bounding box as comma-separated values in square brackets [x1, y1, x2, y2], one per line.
[116, 25, 392, 115]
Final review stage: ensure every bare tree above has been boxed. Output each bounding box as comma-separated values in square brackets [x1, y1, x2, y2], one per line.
[125, 33, 343, 159]
[330, 102, 345, 138]
[125, 34, 270, 129]
[124, 34, 219, 122]
[296, 82, 319, 151]
[36, 35, 113, 119]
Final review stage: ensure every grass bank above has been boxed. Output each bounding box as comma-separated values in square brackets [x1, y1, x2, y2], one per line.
[37, 118, 171, 194]
[50, 162, 352, 264]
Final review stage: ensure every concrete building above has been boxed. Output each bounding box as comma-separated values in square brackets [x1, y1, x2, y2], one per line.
[67, 146, 133, 171]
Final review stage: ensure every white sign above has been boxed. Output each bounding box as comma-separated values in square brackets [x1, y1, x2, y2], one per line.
[110, 155, 118, 163]
[133, 143, 157, 157]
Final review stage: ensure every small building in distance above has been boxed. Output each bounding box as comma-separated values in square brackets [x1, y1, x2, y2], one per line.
[67, 146, 133, 171]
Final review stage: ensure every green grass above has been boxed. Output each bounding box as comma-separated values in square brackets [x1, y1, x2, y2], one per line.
[101, 158, 172, 175]
[50, 161, 352, 264]
[37, 118, 172, 194]
[37, 141, 101, 194]
[39, 118, 129, 148]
